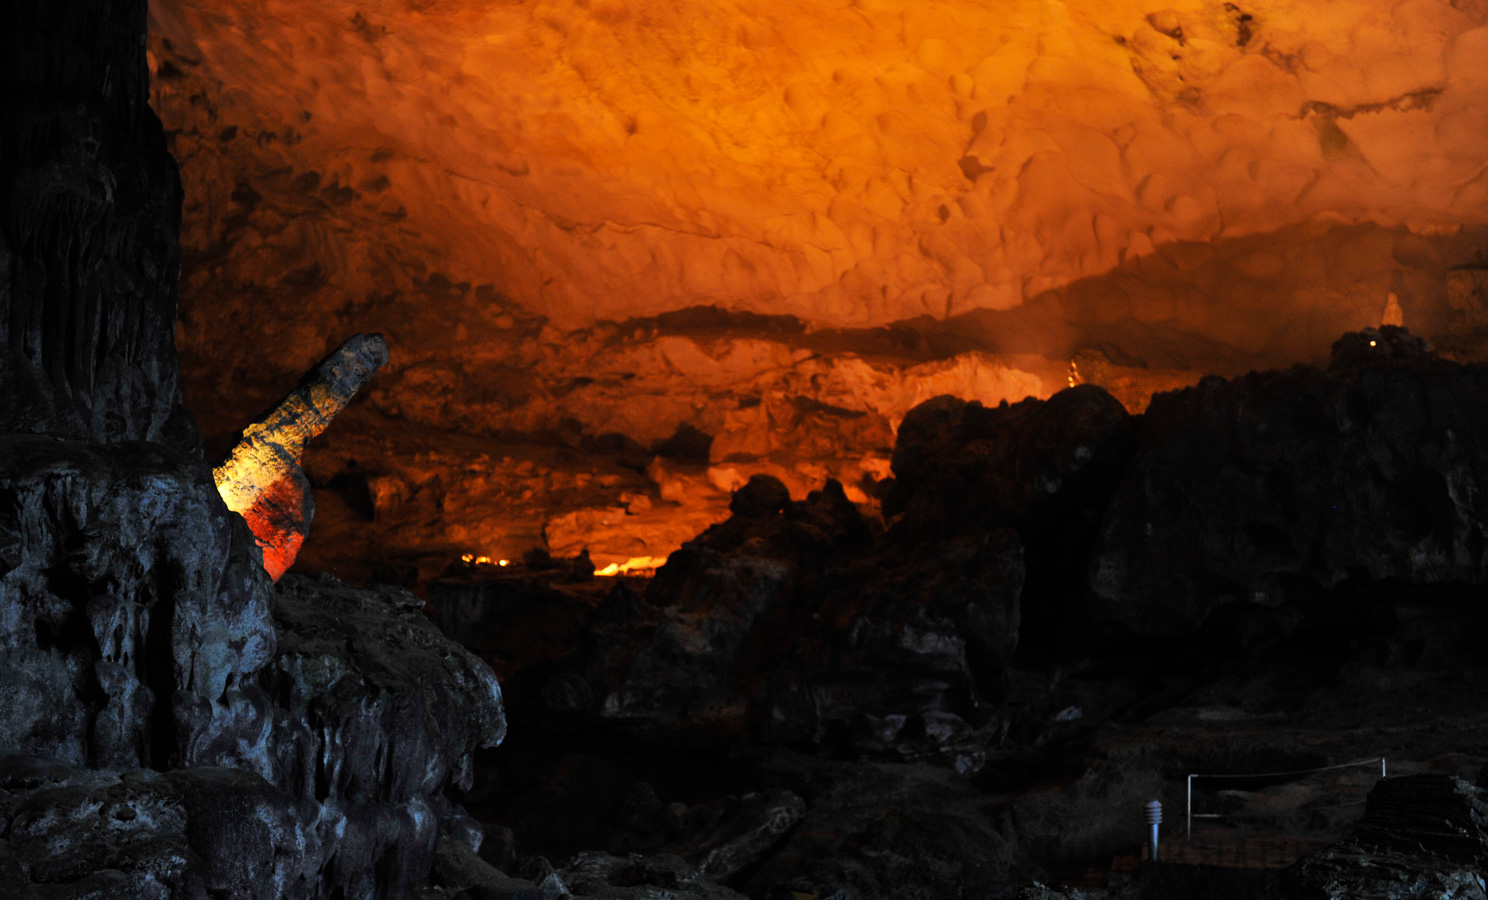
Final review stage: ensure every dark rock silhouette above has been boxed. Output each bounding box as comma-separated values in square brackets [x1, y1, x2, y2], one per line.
[0, 0, 193, 446]
[1091, 326, 1488, 639]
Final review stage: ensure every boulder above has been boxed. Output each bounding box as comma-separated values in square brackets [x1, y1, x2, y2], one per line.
[740, 754, 1024, 900]
[555, 851, 750, 900]
[0, 757, 322, 900]
[884, 386, 1134, 544]
[883, 386, 1134, 663]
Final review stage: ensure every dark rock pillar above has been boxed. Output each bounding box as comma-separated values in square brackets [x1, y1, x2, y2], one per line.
[1, 0, 191, 446]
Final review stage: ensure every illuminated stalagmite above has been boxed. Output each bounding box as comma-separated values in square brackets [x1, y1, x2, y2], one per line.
[213, 333, 389, 578]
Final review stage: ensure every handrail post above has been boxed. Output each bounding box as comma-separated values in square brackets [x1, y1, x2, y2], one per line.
[1186, 775, 1192, 840]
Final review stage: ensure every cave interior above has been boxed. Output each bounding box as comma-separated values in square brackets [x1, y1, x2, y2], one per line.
[3, 0, 1488, 896]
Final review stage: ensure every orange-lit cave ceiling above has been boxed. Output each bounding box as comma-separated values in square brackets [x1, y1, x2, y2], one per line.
[149, 0, 1488, 580]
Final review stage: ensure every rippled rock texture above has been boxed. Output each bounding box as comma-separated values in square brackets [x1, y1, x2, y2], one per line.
[149, 0, 1488, 332]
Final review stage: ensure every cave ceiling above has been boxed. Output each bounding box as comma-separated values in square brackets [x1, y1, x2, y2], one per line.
[151, 0, 1488, 332]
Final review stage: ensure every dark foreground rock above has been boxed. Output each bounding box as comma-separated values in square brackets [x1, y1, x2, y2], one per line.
[1283, 774, 1488, 899]
[0, 471, 508, 899]
[0, 757, 322, 899]
[434, 330, 1488, 900]
[256, 574, 509, 898]
[553, 851, 750, 900]
[739, 752, 1025, 900]
[583, 477, 1022, 770]
[0, 436, 274, 772]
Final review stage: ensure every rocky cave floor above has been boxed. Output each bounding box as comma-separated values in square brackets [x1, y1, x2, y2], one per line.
[262, 326, 1488, 899]
[417, 556, 1488, 900]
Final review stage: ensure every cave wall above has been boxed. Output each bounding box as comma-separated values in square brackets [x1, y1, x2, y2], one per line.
[143, 0, 1488, 578]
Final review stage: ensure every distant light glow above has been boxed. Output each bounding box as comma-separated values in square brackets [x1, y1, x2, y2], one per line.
[596, 555, 668, 576]
[461, 554, 511, 567]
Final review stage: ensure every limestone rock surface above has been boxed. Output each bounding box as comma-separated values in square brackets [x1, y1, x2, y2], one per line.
[0, 435, 275, 772]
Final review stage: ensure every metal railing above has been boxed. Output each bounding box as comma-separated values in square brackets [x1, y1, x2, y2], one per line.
[1185, 757, 1386, 838]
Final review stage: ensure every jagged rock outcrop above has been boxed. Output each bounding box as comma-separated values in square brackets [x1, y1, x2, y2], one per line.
[1, 561, 511, 898]
[258, 574, 508, 899]
[882, 385, 1135, 662]
[1, 0, 192, 446]
[1283, 774, 1488, 899]
[0, 437, 506, 899]
[1090, 326, 1488, 638]
[0, 435, 275, 772]
[576, 475, 1022, 770]
[0, 2, 512, 898]
[883, 385, 1135, 543]
[584, 477, 872, 737]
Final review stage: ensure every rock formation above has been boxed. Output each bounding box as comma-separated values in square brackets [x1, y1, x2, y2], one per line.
[2, 0, 191, 445]
[1284, 775, 1488, 899]
[1091, 326, 1488, 640]
[213, 332, 389, 579]
[0, 2, 512, 897]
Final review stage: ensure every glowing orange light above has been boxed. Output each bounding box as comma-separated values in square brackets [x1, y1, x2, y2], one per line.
[595, 555, 668, 576]
[461, 554, 510, 567]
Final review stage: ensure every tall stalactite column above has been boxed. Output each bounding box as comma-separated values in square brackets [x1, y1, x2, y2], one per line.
[0, 0, 193, 446]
